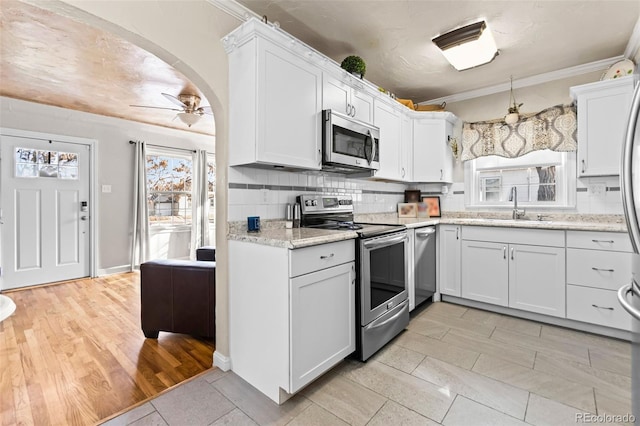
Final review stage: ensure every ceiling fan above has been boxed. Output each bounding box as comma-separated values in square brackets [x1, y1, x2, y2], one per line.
[130, 93, 212, 127]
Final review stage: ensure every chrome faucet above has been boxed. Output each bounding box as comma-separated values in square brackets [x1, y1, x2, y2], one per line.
[509, 186, 526, 219]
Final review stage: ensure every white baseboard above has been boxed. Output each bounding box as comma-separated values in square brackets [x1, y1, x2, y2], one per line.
[213, 351, 231, 371]
[97, 265, 133, 276]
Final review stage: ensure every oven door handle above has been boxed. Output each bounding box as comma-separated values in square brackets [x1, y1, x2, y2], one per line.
[364, 300, 409, 331]
[363, 233, 407, 250]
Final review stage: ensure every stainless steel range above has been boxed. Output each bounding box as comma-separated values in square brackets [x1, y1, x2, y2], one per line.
[298, 194, 410, 361]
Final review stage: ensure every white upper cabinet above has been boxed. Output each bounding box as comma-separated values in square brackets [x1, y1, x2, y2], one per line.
[323, 73, 374, 123]
[373, 99, 403, 180]
[413, 114, 457, 183]
[225, 20, 323, 170]
[570, 76, 636, 177]
[401, 112, 413, 181]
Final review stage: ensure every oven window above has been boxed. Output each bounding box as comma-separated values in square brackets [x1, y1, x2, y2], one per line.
[369, 242, 405, 309]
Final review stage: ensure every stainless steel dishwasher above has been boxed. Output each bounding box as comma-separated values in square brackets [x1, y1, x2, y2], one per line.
[414, 226, 437, 307]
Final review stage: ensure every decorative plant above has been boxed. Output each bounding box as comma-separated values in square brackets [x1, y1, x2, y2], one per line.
[340, 55, 366, 78]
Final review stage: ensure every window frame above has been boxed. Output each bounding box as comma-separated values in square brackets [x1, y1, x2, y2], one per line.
[464, 150, 576, 210]
[146, 149, 194, 229]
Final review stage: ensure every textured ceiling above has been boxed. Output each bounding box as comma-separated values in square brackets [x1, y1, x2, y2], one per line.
[1, 1, 638, 130]
[237, 0, 640, 102]
[0, 1, 215, 135]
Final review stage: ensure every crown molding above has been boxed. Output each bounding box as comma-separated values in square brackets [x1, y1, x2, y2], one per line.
[206, 0, 260, 22]
[423, 56, 625, 105]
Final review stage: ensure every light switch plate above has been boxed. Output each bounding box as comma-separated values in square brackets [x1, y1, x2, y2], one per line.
[102, 184, 112, 193]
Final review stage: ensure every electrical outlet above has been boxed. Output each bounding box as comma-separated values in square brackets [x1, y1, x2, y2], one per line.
[590, 183, 606, 195]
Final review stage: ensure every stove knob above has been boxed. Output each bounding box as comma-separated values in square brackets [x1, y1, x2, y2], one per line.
[313, 200, 318, 206]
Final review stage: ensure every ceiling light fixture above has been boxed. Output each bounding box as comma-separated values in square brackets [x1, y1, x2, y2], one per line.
[432, 21, 498, 71]
[176, 112, 202, 127]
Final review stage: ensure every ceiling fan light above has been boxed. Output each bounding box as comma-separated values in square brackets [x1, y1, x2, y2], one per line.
[177, 112, 201, 127]
[433, 21, 498, 71]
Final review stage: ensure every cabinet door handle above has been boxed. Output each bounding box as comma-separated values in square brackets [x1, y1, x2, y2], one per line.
[581, 159, 586, 174]
[401, 167, 405, 178]
[592, 239, 614, 244]
[503, 246, 507, 259]
[320, 253, 335, 259]
[591, 304, 614, 311]
[511, 247, 515, 260]
[346, 104, 352, 116]
[456, 227, 459, 240]
[592, 267, 615, 272]
[440, 169, 443, 180]
[352, 105, 356, 117]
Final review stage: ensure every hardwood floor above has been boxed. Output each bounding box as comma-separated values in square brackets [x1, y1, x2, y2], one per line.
[0, 273, 215, 426]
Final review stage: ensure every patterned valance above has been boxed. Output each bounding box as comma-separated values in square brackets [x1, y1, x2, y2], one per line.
[461, 104, 577, 161]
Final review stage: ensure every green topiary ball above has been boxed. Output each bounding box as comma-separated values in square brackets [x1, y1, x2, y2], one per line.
[340, 55, 366, 78]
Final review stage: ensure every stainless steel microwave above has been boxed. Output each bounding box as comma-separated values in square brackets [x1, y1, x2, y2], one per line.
[322, 109, 380, 173]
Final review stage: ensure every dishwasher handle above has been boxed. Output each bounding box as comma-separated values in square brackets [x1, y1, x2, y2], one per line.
[415, 228, 436, 238]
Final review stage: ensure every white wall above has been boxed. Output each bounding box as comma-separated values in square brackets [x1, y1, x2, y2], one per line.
[0, 97, 215, 274]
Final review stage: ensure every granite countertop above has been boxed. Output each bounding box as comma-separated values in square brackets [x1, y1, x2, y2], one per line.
[227, 222, 358, 249]
[228, 213, 628, 249]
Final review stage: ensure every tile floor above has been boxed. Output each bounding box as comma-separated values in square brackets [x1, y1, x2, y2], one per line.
[102, 302, 633, 425]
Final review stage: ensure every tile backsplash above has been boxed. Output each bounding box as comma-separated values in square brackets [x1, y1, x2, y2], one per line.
[228, 166, 623, 221]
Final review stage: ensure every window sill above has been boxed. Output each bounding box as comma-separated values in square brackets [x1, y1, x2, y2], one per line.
[150, 224, 192, 233]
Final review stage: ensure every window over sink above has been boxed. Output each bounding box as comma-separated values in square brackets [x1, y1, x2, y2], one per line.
[465, 150, 576, 209]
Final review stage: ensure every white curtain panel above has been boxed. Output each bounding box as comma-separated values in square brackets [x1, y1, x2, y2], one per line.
[190, 149, 210, 259]
[131, 141, 150, 270]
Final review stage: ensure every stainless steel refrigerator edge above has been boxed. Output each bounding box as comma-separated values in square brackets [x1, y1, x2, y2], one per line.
[619, 77, 640, 423]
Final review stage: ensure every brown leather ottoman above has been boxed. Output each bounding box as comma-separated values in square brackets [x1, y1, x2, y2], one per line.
[140, 259, 216, 340]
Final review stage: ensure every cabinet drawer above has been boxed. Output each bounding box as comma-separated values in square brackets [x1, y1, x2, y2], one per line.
[566, 248, 632, 291]
[566, 231, 632, 252]
[290, 240, 355, 277]
[462, 226, 564, 247]
[567, 285, 631, 331]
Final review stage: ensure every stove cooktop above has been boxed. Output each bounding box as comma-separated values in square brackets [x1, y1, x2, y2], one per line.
[305, 221, 404, 238]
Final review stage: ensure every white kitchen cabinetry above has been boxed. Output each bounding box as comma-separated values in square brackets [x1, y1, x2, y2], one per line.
[229, 239, 355, 403]
[508, 244, 565, 317]
[373, 99, 403, 180]
[438, 225, 461, 297]
[566, 230, 632, 331]
[225, 20, 322, 170]
[323, 73, 374, 123]
[460, 227, 566, 317]
[412, 115, 456, 183]
[401, 112, 413, 182]
[462, 240, 509, 306]
[570, 76, 636, 177]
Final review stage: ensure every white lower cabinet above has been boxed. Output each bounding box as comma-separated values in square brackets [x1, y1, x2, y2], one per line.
[229, 239, 355, 403]
[508, 244, 565, 317]
[565, 230, 632, 331]
[438, 225, 461, 297]
[460, 227, 566, 317]
[290, 261, 355, 392]
[567, 285, 631, 331]
[462, 240, 509, 306]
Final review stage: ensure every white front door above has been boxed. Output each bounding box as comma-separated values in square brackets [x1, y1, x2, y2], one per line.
[1, 135, 91, 290]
